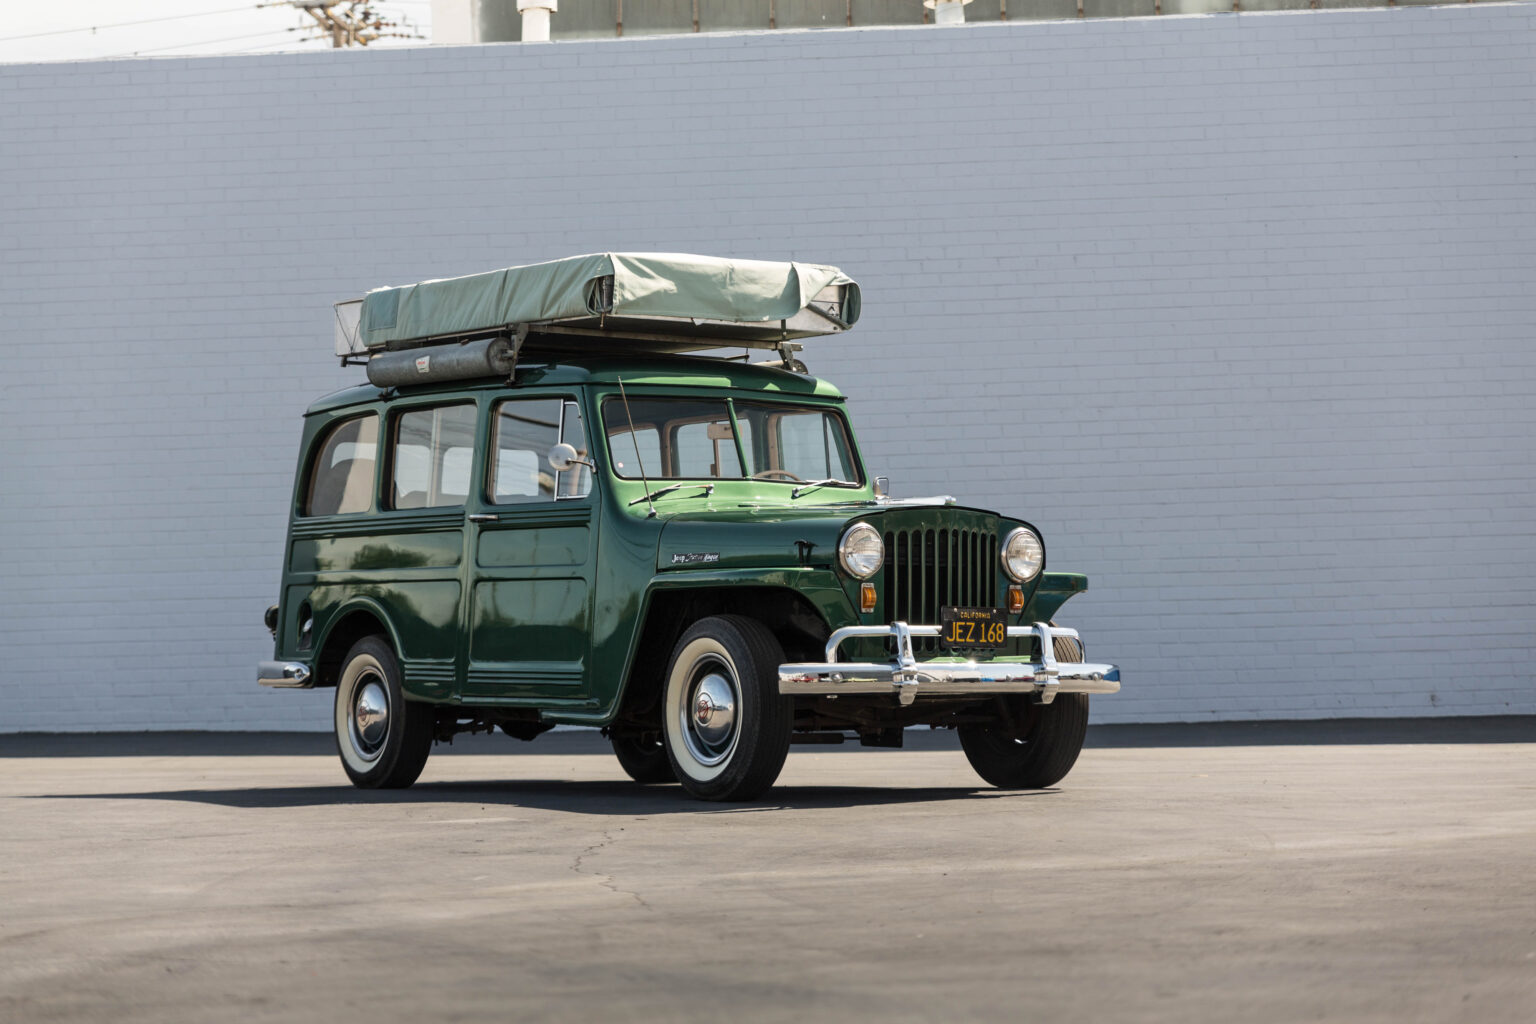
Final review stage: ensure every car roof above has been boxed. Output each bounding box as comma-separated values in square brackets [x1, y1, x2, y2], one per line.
[304, 353, 845, 417]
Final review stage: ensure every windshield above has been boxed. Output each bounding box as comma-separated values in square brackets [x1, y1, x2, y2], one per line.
[602, 396, 861, 485]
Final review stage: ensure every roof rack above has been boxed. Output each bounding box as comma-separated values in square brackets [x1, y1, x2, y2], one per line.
[332, 253, 858, 386]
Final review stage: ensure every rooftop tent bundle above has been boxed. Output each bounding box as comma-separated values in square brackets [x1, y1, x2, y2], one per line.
[333, 253, 861, 386]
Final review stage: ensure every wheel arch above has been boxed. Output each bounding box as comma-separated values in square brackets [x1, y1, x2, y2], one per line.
[313, 599, 402, 689]
[611, 583, 832, 729]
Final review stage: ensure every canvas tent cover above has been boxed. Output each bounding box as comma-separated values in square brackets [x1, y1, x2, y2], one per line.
[337, 253, 860, 356]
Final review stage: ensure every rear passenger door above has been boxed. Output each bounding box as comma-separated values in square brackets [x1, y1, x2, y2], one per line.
[462, 394, 599, 703]
[372, 401, 478, 699]
[288, 402, 474, 703]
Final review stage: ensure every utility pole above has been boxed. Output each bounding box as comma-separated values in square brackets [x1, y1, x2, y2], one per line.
[263, 2, 415, 48]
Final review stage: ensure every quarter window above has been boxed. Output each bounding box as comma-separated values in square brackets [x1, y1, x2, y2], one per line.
[304, 414, 378, 516]
[490, 398, 592, 503]
[390, 404, 477, 509]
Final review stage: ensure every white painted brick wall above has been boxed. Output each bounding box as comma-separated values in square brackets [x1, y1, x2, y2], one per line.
[2, 6, 1533, 730]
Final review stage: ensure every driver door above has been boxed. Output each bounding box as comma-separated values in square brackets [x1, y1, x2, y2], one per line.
[462, 395, 599, 701]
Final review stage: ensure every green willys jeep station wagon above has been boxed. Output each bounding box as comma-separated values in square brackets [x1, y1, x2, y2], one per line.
[259, 254, 1121, 801]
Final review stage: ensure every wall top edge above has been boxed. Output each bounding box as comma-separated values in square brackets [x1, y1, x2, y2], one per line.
[2, 1, 1531, 72]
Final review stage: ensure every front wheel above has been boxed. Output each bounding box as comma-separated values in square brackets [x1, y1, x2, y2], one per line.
[959, 693, 1090, 790]
[334, 635, 433, 789]
[662, 615, 792, 801]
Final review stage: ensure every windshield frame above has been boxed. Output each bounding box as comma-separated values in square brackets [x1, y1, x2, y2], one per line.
[599, 392, 865, 488]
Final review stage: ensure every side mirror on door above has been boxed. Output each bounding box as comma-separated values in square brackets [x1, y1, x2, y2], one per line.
[548, 442, 594, 472]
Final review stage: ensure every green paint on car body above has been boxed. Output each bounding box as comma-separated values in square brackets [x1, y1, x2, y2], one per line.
[266, 353, 1091, 725]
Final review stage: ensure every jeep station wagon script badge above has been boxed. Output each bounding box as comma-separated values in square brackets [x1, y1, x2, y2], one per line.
[260, 253, 1120, 802]
[939, 606, 1008, 651]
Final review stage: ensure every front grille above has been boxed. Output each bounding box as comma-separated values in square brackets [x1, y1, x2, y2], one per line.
[883, 527, 999, 653]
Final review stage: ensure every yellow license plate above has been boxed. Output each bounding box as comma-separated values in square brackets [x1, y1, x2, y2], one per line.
[939, 606, 1007, 651]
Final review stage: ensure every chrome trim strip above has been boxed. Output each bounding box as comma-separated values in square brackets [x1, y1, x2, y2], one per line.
[779, 622, 1120, 706]
[258, 661, 314, 689]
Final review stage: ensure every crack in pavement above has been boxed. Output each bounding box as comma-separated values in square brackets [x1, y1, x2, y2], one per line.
[571, 829, 648, 909]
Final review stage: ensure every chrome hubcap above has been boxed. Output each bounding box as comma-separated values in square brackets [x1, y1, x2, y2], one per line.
[351, 677, 389, 759]
[682, 664, 738, 767]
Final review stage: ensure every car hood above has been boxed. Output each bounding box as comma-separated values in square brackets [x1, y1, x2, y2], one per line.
[654, 501, 1008, 573]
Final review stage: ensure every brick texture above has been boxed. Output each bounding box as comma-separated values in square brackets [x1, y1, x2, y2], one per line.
[2, 7, 1533, 730]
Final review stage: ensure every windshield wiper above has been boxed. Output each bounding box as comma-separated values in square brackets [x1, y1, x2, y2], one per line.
[791, 478, 858, 499]
[629, 482, 715, 508]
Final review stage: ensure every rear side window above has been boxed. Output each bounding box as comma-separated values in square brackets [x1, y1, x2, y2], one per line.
[304, 414, 379, 516]
[390, 404, 477, 509]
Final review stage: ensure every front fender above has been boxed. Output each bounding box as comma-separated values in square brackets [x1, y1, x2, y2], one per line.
[644, 566, 857, 631]
[578, 567, 858, 728]
[1024, 572, 1089, 623]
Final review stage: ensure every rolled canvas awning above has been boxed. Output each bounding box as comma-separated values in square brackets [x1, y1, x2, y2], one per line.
[335, 253, 860, 357]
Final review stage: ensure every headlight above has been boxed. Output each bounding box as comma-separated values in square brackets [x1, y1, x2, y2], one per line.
[1002, 527, 1044, 582]
[838, 522, 884, 579]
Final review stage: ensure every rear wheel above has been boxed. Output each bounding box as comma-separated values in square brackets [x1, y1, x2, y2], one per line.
[959, 692, 1090, 790]
[610, 731, 675, 784]
[334, 635, 433, 789]
[662, 615, 792, 802]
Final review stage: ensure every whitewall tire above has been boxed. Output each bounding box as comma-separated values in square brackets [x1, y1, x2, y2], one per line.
[662, 615, 792, 802]
[334, 635, 433, 789]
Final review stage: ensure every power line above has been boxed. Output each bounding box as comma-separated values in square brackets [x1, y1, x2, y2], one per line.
[103, 27, 304, 59]
[227, 36, 327, 53]
[0, 6, 259, 44]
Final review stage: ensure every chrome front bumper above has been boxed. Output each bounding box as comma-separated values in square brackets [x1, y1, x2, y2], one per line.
[258, 661, 313, 688]
[778, 622, 1120, 706]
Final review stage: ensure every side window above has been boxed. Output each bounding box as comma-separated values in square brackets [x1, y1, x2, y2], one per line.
[390, 404, 476, 509]
[556, 399, 593, 499]
[304, 414, 378, 516]
[490, 397, 592, 504]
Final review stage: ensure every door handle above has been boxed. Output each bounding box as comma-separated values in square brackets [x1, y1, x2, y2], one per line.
[468, 513, 500, 523]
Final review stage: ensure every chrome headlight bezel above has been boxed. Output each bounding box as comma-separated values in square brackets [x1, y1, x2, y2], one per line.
[838, 522, 884, 579]
[1002, 526, 1044, 583]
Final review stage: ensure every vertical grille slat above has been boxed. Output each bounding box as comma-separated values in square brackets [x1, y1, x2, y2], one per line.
[959, 530, 968, 607]
[974, 532, 985, 605]
[933, 534, 946, 614]
[972, 530, 982, 604]
[904, 530, 914, 625]
[956, 529, 967, 612]
[915, 534, 927, 629]
[989, 534, 999, 605]
[957, 530, 967, 606]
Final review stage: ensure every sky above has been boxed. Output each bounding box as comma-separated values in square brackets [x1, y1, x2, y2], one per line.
[0, 0, 435, 64]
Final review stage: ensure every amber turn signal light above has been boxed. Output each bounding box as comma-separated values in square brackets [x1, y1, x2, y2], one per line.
[860, 582, 877, 614]
[1007, 585, 1024, 615]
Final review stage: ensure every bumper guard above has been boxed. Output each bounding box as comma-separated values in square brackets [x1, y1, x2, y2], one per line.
[778, 622, 1120, 706]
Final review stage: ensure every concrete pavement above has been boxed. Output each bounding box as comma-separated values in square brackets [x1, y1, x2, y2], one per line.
[1, 724, 1533, 1022]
